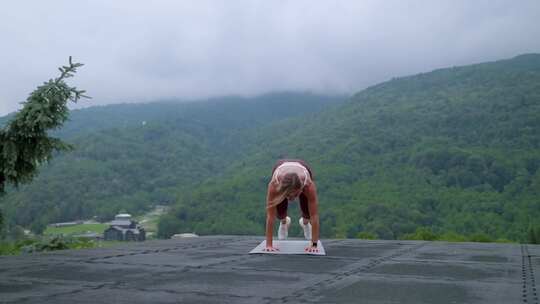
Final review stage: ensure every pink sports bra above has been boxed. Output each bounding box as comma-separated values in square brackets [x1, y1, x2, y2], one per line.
[271, 162, 311, 187]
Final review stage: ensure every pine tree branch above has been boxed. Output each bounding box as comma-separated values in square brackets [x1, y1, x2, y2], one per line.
[0, 57, 89, 193]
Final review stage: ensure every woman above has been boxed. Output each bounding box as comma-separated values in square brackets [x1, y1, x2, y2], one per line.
[264, 159, 320, 253]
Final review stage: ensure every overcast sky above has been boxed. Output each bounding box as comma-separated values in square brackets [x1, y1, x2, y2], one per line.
[0, 1, 539, 116]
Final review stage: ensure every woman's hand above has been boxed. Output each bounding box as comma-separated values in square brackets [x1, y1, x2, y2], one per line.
[304, 244, 320, 253]
[263, 245, 280, 252]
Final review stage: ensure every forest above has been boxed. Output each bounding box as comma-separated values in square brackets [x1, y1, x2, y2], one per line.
[0, 92, 344, 235]
[157, 54, 540, 242]
[1, 54, 539, 243]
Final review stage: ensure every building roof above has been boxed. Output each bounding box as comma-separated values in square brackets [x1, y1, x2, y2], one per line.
[115, 213, 132, 220]
[171, 233, 199, 239]
[109, 220, 132, 227]
[0, 236, 538, 303]
[48, 221, 81, 227]
[73, 232, 101, 238]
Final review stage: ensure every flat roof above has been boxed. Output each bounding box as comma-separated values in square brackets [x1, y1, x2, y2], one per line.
[0, 236, 538, 303]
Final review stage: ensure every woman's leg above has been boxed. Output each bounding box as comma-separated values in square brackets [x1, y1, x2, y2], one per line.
[299, 193, 312, 240]
[276, 199, 289, 222]
[299, 193, 311, 223]
[276, 199, 290, 240]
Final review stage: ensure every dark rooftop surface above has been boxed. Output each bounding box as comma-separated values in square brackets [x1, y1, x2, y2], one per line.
[1, 236, 539, 303]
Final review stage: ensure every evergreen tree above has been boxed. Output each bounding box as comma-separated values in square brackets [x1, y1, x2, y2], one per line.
[0, 57, 88, 192]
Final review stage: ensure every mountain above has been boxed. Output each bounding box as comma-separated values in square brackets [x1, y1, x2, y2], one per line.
[0, 92, 346, 233]
[157, 54, 540, 242]
[2, 54, 539, 242]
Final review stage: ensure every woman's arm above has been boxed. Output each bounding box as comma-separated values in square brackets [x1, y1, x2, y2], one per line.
[265, 182, 278, 250]
[305, 181, 320, 246]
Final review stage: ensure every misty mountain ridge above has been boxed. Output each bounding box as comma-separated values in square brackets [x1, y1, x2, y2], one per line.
[0, 92, 346, 232]
[158, 53, 540, 241]
[55, 92, 348, 137]
[1, 54, 539, 243]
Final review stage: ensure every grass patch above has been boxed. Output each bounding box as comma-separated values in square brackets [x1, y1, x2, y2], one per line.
[44, 223, 108, 236]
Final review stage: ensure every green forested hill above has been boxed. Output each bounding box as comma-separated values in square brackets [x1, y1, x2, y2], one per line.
[0, 92, 344, 233]
[2, 54, 539, 242]
[158, 54, 540, 242]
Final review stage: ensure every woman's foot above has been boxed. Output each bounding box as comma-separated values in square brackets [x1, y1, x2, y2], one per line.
[278, 216, 291, 240]
[299, 217, 312, 240]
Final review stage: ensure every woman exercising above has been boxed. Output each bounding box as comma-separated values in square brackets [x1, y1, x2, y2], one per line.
[264, 159, 320, 253]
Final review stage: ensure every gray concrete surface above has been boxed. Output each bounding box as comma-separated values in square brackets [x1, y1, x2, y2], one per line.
[1, 236, 538, 303]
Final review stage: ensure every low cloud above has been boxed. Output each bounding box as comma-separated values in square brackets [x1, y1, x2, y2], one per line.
[0, 1, 539, 115]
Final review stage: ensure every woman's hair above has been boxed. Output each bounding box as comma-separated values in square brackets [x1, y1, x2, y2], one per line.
[267, 172, 302, 209]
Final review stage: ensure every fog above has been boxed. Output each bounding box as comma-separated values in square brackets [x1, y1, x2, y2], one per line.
[0, 1, 539, 115]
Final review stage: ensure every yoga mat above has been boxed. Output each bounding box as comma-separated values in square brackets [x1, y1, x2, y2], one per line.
[249, 240, 326, 255]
